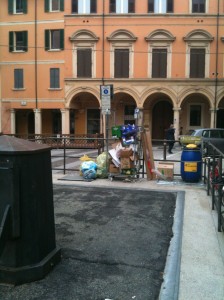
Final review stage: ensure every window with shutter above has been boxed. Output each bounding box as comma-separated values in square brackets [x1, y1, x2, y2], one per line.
[9, 31, 28, 52]
[8, 0, 27, 14]
[14, 69, 24, 89]
[110, 0, 135, 13]
[190, 49, 205, 78]
[71, 0, 97, 13]
[77, 49, 92, 78]
[50, 68, 60, 88]
[192, 0, 205, 13]
[114, 49, 129, 78]
[148, 0, 173, 13]
[45, 0, 64, 12]
[152, 49, 167, 78]
[45, 29, 64, 50]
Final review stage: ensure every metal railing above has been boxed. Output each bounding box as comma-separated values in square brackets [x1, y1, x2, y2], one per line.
[203, 141, 224, 232]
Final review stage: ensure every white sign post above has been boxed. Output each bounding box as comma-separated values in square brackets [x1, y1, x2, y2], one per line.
[101, 85, 111, 115]
[100, 85, 113, 173]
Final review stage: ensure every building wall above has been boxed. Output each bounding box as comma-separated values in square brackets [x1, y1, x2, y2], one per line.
[0, 0, 224, 139]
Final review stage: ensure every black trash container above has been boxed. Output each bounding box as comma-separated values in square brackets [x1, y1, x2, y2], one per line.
[0, 135, 61, 285]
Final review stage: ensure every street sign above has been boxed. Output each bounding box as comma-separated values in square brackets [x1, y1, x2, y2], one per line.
[100, 85, 112, 115]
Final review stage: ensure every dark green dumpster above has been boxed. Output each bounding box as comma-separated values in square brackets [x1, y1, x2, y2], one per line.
[0, 135, 61, 285]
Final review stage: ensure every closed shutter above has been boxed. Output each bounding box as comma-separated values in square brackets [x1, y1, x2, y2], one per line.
[110, 0, 116, 13]
[190, 49, 205, 78]
[148, 0, 154, 12]
[192, 0, 205, 13]
[50, 68, 60, 88]
[152, 49, 167, 78]
[9, 31, 14, 52]
[114, 49, 129, 78]
[14, 69, 23, 89]
[77, 49, 92, 78]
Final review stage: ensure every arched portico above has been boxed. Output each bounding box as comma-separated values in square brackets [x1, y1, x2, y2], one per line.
[143, 92, 175, 140]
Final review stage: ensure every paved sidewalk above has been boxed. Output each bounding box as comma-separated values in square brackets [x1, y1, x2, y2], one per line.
[53, 174, 224, 300]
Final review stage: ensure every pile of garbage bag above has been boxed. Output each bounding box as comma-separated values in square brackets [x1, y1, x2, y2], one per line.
[80, 152, 109, 180]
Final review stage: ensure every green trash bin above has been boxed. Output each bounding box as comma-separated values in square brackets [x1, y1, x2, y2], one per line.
[112, 126, 122, 138]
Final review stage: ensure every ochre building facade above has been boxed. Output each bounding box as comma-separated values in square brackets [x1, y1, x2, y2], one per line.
[0, 0, 224, 140]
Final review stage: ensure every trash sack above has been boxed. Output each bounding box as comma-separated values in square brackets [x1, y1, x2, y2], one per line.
[83, 168, 97, 180]
[96, 152, 108, 168]
[96, 152, 109, 178]
[80, 160, 97, 178]
[81, 160, 97, 172]
[96, 167, 108, 179]
[80, 154, 95, 162]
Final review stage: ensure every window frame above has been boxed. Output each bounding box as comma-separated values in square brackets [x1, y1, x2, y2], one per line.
[188, 104, 204, 128]
[14, 68, 24, 89]
[191, 0, 206, 13]
[9, 31, 28, 52]
[148, 0, 173, 13]
[77, 48, 92, 78]
[45, 0, 64, 12]
[45, 29, 64, 51]
[114, 48, 130, 78]
[50, 68, 60, 89]
[109, 0, 135, 13]
[151, 48, 168, 78]
[71, 0, 97, 14]
[189, 48, 206, 78]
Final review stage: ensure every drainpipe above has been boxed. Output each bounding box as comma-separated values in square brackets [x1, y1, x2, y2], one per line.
[214, 0, 220, 128]
[35, 0, 38, 110]
[102, 0, 105, 85]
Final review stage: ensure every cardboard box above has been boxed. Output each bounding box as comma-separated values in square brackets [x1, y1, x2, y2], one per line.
[120, 148, 133, 158]
[109, 163, 120, 173]
[120, 157, 134, 169]
[157, 163, 174, 180]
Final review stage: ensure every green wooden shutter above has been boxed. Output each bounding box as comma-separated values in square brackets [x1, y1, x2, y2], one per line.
[45, 30, 50, 50]
[23, 0, 27, 13]
[59, 29, 64, 50]
[148, 0, 154, 12]
[23, 31, 28, 52]
[8, 0, 13, 14]
[45, 0, 49, 12]
[109, 0, 116, 13]
[9, 31, 14, 52]
[60, 0, 64, 11]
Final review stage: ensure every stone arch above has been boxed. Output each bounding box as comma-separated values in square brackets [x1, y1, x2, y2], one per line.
[142, 91, 175, 140]
[142, 87, 177, 108]
[69, 29, 99, 42]
[178, 88, 214, 108]
[65, 87, 100, 109]
[178, 90, 212, 133]
[107, 29, 137, 42]
[145, 29, 176, 42]
[183, 29, 214, 42]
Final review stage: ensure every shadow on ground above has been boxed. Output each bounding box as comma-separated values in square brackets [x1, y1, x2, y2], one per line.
[0, 185, 178, 300]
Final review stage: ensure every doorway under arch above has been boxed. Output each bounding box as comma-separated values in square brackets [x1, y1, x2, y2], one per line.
[152, 101, 173, 140]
